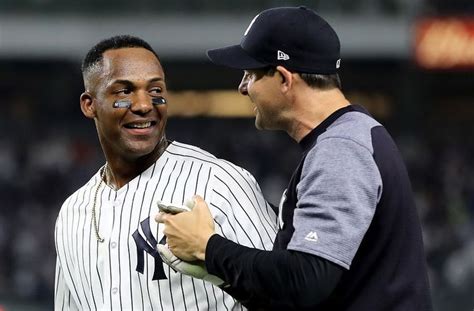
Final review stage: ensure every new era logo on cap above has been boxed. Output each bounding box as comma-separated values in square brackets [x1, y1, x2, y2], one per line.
[277, 50, 290, 61]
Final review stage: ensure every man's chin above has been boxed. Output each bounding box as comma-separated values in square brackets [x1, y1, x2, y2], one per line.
[254, 116, 263, 130]
[255, 117, 269, 131]
[124, 143, 158, 159]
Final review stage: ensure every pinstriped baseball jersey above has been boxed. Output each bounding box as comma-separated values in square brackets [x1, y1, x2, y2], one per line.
[54, 140, 277, 311]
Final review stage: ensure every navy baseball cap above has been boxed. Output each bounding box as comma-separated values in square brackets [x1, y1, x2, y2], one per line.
[207, 6, 341, 74]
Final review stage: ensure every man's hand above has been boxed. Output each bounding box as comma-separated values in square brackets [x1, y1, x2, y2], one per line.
[155, 196, 215, 261]
[157, 244, 226, 287]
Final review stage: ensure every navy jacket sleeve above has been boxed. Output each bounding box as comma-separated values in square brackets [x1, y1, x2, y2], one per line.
[205, 234, 343, 310]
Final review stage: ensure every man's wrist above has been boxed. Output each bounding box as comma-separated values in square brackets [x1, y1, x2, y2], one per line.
[196, 232, 216, 261]
[204, 233, 223, 265]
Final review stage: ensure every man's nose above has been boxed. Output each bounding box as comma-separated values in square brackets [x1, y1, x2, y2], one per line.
[130, 92, 153, 114]
[238, 76, 249, 95]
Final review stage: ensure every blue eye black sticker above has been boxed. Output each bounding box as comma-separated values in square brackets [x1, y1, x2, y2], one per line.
[113, 97, 167, 108]
[113, 100, 132, 108]
[152, 97, 167, 105]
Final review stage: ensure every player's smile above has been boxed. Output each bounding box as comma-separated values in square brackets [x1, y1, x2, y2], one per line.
[115, 108, 166, 155]
[123, 120, 158, 135]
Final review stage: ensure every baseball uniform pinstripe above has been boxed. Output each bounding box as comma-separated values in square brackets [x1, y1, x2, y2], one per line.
[54, 140, 277, 310]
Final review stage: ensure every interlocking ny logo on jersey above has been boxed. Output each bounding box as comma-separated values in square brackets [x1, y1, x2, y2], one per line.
[132, 217, 167, 280]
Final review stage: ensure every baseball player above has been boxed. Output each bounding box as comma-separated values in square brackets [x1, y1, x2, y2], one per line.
[54, 35, 277, 310]
[158, 7, 433, 310]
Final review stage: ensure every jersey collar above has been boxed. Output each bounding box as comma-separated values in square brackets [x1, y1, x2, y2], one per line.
[299, 104, 369, 153]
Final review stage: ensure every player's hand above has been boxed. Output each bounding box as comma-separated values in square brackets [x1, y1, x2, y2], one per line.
[155, 195, 215, 261]
[157, 244, 226, 287]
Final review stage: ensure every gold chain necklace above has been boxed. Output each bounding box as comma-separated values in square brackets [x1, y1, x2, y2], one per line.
[91, 139, 168, 242]
[92, 164, 107, 243]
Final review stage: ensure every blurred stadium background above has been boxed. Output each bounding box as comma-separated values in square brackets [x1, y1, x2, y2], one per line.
[1, 0, 474, 310]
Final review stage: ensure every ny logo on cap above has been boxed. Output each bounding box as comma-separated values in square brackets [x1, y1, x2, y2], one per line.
[244, 13, 260, 36]
[277, 50, 290, 61]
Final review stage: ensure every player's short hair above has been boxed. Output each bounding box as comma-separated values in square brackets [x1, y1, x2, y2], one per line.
[81, 35, 161, 78]
[262, 67, 342, 90]
[81, 35, 160, 73]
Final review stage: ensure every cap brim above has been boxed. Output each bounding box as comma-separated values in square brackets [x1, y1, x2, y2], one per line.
[206, 45, 268, 70]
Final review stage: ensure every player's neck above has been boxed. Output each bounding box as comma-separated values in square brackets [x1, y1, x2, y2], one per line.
[103, 138, 169, 190]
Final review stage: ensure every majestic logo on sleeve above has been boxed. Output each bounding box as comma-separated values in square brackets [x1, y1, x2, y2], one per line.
[132, 217, 167, 280]
[304, 231, 319, 242]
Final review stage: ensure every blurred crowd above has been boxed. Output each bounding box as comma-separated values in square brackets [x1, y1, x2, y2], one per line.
[2, 0, 474, 16]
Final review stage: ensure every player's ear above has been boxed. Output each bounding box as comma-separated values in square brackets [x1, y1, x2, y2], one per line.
[276, 66, 293, 93]
[80, 92, 96, 119]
